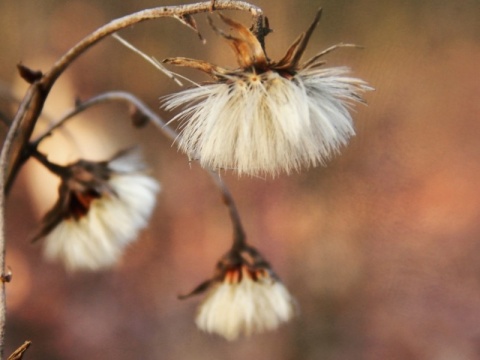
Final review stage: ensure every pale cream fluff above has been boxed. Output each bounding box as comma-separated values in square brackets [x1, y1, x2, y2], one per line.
[195, 266, 296, 340]
[39, 150, 160, 271]
[164, 67, 367, 175]
[162, 11, 372, 176]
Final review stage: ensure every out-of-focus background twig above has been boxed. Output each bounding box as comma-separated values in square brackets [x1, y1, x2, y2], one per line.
[1, 0, 480, 359]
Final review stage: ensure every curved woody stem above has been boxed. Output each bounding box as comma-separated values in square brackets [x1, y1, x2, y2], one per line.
[31, 91, 179, 147]
[208, 171, 247, 249]
[32, 90, 248, 249]
[4, 0, 264, 193]
[0, 1, 264, 355]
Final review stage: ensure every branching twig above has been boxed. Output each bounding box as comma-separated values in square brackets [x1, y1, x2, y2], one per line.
[31, 91, 178, 148]
[30, 90, 247, 249]
[0, 1, 264, 355]
[4, 0, 264, 194]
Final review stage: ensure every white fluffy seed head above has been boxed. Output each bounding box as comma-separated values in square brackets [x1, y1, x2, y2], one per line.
[42, 150, 160, 271]
[163, 67, 370, 176]
[161, 11, 373, 176]
[195, 266, 296, 340]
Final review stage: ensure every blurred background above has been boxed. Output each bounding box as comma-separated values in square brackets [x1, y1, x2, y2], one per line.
[1, 0, 480, 359]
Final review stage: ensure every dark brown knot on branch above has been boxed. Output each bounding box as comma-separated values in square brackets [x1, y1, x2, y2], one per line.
[0, 267, 12, 283]
[16, 63, 43, 84]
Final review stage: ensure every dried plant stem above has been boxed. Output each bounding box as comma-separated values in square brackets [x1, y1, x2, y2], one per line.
[32, 91, 178, 146]
[0, 1, 263, 355]
[5, 0, 263, 192]
[32, 90, 247, 248]
[0, 159, 6, 359]
[7, 341, 31, 360]
[208, 172, 246, 249]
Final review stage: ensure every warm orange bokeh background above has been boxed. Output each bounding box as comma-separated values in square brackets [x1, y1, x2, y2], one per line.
[1, 0, 480, 359]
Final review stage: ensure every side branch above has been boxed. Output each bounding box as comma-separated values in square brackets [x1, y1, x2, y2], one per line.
[31, 91, 178, 147]
[30, 91, 247, 249]
[0, 1, 263, 355]
[43, 1, 264, 89]
[5, 0, 264, 194]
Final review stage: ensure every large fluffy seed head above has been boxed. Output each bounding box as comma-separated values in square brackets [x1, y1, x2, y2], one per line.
[161, 11, 372, 176]
[42, 151, 160, 271]
[195, 266, 296, 340]
[164, 67, 368, 176]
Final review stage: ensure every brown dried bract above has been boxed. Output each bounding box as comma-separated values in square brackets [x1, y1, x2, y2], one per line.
[163, 8, 344, 80]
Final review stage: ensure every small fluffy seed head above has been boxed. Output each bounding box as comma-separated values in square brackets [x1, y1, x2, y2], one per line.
[36, 148, 160, 271]
[181, 246, 296, 340]
[195, 265, 296, 340]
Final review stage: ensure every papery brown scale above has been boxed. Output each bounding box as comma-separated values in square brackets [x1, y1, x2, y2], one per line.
[273, 34, 305, 70]
[215, 14, 267, 68]
[163, 57, 225, 77]
[67, 189, 101, 220]
[273, 8, 322, 70]
[289, 8, 322, 67]
[249, 268, 259, 281]
[31, 197, 65, 243]
[225, 269, 241, 284]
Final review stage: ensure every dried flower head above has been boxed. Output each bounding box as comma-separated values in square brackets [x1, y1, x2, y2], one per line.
[33, 148, 160, 271]
[162, 9, 372, 176]
[181, 246, 296, 340]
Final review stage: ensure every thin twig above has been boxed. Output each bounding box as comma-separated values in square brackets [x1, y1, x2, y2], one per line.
[0, 1, 264, 355]
[0, 162, 5, 360]
[111, 34, 184, 87]
[7, 341, 31, 360]
[32, 91, 178, 147]
[208, 171, 246, 249]
[30, 90, 247, 249]
[5, 0, 264, 195]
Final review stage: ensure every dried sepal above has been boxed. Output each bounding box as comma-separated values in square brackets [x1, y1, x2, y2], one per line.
[302, 43, 362, 69]
[163, 57, 226, 77]
[178, 279, 213, 300]
[209, 14, 268, 68]
[274, 8, 322, 69]
[31, 187, 74, 243]
[174, 14, 206, 44]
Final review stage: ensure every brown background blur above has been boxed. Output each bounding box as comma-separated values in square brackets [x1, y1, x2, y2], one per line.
[1, 0, 480, 359]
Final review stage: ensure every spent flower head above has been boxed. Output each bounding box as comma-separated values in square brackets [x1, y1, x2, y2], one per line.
[162, 9, 372, 176]
[33, 148, 160, 271]
[181, 245, 296, 340]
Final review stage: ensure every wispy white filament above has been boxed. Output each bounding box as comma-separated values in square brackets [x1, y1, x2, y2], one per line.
[195, 270, 296, 340]
[43, 157, 160, 271]
[163, 67, 370, 176]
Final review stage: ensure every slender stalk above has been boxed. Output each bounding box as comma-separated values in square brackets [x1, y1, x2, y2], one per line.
[7, 341, 31, 360]
[31, 91, 247, 248]
[29, 149, 68, 177]
[5, 0, 264, 194]
[208, 171, 246, 249]
[32, 91, 178, 147]
[0, 175, 5, 360]
[0, 102, 13, 359]
[0, 1, 263, 355]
